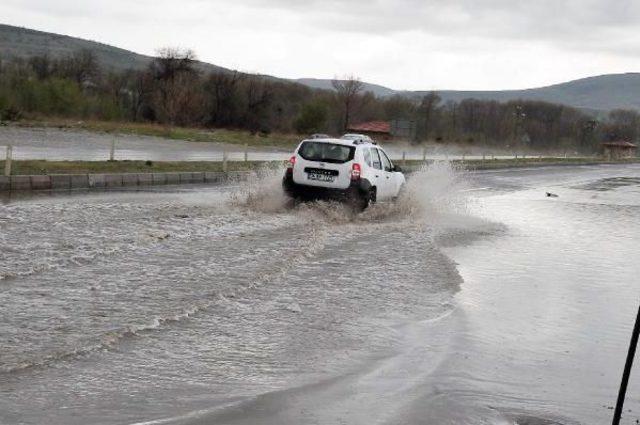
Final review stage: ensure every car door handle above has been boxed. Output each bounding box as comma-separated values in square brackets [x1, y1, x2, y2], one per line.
[375, 175, 379, 178]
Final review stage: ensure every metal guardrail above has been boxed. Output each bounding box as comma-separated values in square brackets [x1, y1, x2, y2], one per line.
[1, 144, 584, 165]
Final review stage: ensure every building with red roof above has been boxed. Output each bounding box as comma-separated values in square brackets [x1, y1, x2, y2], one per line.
[346, 121, 392, 140]
[602, 141, 637, 160]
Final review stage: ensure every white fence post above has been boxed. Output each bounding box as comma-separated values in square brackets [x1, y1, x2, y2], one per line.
[109, 140, 116, 161]
[222, 151, 228, 173]
[244, 144, 248, 162]
[4, 145, 12, 176]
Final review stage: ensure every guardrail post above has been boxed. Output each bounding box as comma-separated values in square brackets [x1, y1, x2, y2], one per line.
[244, 144, 248, 162]
[222, 151, 228, 173]
[422, 147, 427, 162]
[4, 145, 12, 176]
[402, 151, 406, 165]
[109, 140, 115, 161]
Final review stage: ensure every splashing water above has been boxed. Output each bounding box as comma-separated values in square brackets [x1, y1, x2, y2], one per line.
[227, 164, 291, 213]
[400, 161, 469, 217]
[229, 160, 472, 226]
[361, 161, 471, 224]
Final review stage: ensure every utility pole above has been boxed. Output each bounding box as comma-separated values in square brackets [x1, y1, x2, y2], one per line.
[612, 302, 640, 425]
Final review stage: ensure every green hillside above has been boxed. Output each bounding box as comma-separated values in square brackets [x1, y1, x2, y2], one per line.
[302, 72, 640, 111]
[414, 73, 640, 111]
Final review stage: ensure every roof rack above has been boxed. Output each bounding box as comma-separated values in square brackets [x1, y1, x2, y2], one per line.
[309, 133, 331, 139]
[341, 133, 377, 145]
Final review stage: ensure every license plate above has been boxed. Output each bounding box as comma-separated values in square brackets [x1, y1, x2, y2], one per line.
[308, 173, 335, 182]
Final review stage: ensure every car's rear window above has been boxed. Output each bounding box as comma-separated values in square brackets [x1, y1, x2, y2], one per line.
[297, 142, 355, 164]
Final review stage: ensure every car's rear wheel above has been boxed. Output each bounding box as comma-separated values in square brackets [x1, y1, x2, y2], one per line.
[350, 187, 375, 212]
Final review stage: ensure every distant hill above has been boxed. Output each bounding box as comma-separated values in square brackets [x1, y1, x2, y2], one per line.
[0, 23, 228, 74]
[2, 23, 640, 111]
[299, 73, 640, 111]
[410, 73, 640, 111]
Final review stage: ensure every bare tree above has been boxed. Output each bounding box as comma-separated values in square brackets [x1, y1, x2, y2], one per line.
[149, 48, 200, 125]
[56, 49, 100, 84]
[419, 91, 441, 141]
[151, 47, 197, 81]
[28, 54, 53, 80]
[129, 70, 155, 121]
[604, 109, 640, 142]
[332, 75, 364, 131]
[243, 76, 274, 134]
[204, 70, 243, 126]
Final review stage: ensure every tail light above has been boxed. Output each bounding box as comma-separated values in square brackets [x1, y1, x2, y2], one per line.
[286, 155, 296, 169]
[351, 163, 361, 180]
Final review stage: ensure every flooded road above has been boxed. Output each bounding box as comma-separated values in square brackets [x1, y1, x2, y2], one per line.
[1, 164, 639, 424]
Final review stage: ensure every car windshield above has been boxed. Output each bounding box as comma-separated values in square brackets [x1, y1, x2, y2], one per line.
[298, 141, 355, 163]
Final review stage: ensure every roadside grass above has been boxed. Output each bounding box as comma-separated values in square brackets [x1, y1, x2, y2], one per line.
[12, 119, 303, 149]
[0, 160, 284, 175]
[2, 157, 638, 176]
[401, 156, 640, 170]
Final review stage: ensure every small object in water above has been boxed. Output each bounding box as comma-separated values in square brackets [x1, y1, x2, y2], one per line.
[149, 231, 170, 240]
[546, 192, 559, 198]
[285, 302, 302, 313]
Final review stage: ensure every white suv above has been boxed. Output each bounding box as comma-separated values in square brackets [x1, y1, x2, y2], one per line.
[282, 135, 406, 210]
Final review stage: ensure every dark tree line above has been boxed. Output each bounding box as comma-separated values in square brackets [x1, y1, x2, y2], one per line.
[0, 48, 638, 153]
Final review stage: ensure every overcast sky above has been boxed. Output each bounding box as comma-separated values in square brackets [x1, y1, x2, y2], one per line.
[4, 0, 640, 90]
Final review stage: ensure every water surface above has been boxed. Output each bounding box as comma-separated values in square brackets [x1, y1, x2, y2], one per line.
[1, 164, 639, 425]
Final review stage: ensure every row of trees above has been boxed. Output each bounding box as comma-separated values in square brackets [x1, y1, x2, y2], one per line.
[1, 48, 639, 153]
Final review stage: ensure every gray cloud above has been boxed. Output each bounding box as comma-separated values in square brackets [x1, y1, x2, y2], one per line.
[238, 0, 640, 46]
[238, 0, 640, 63]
